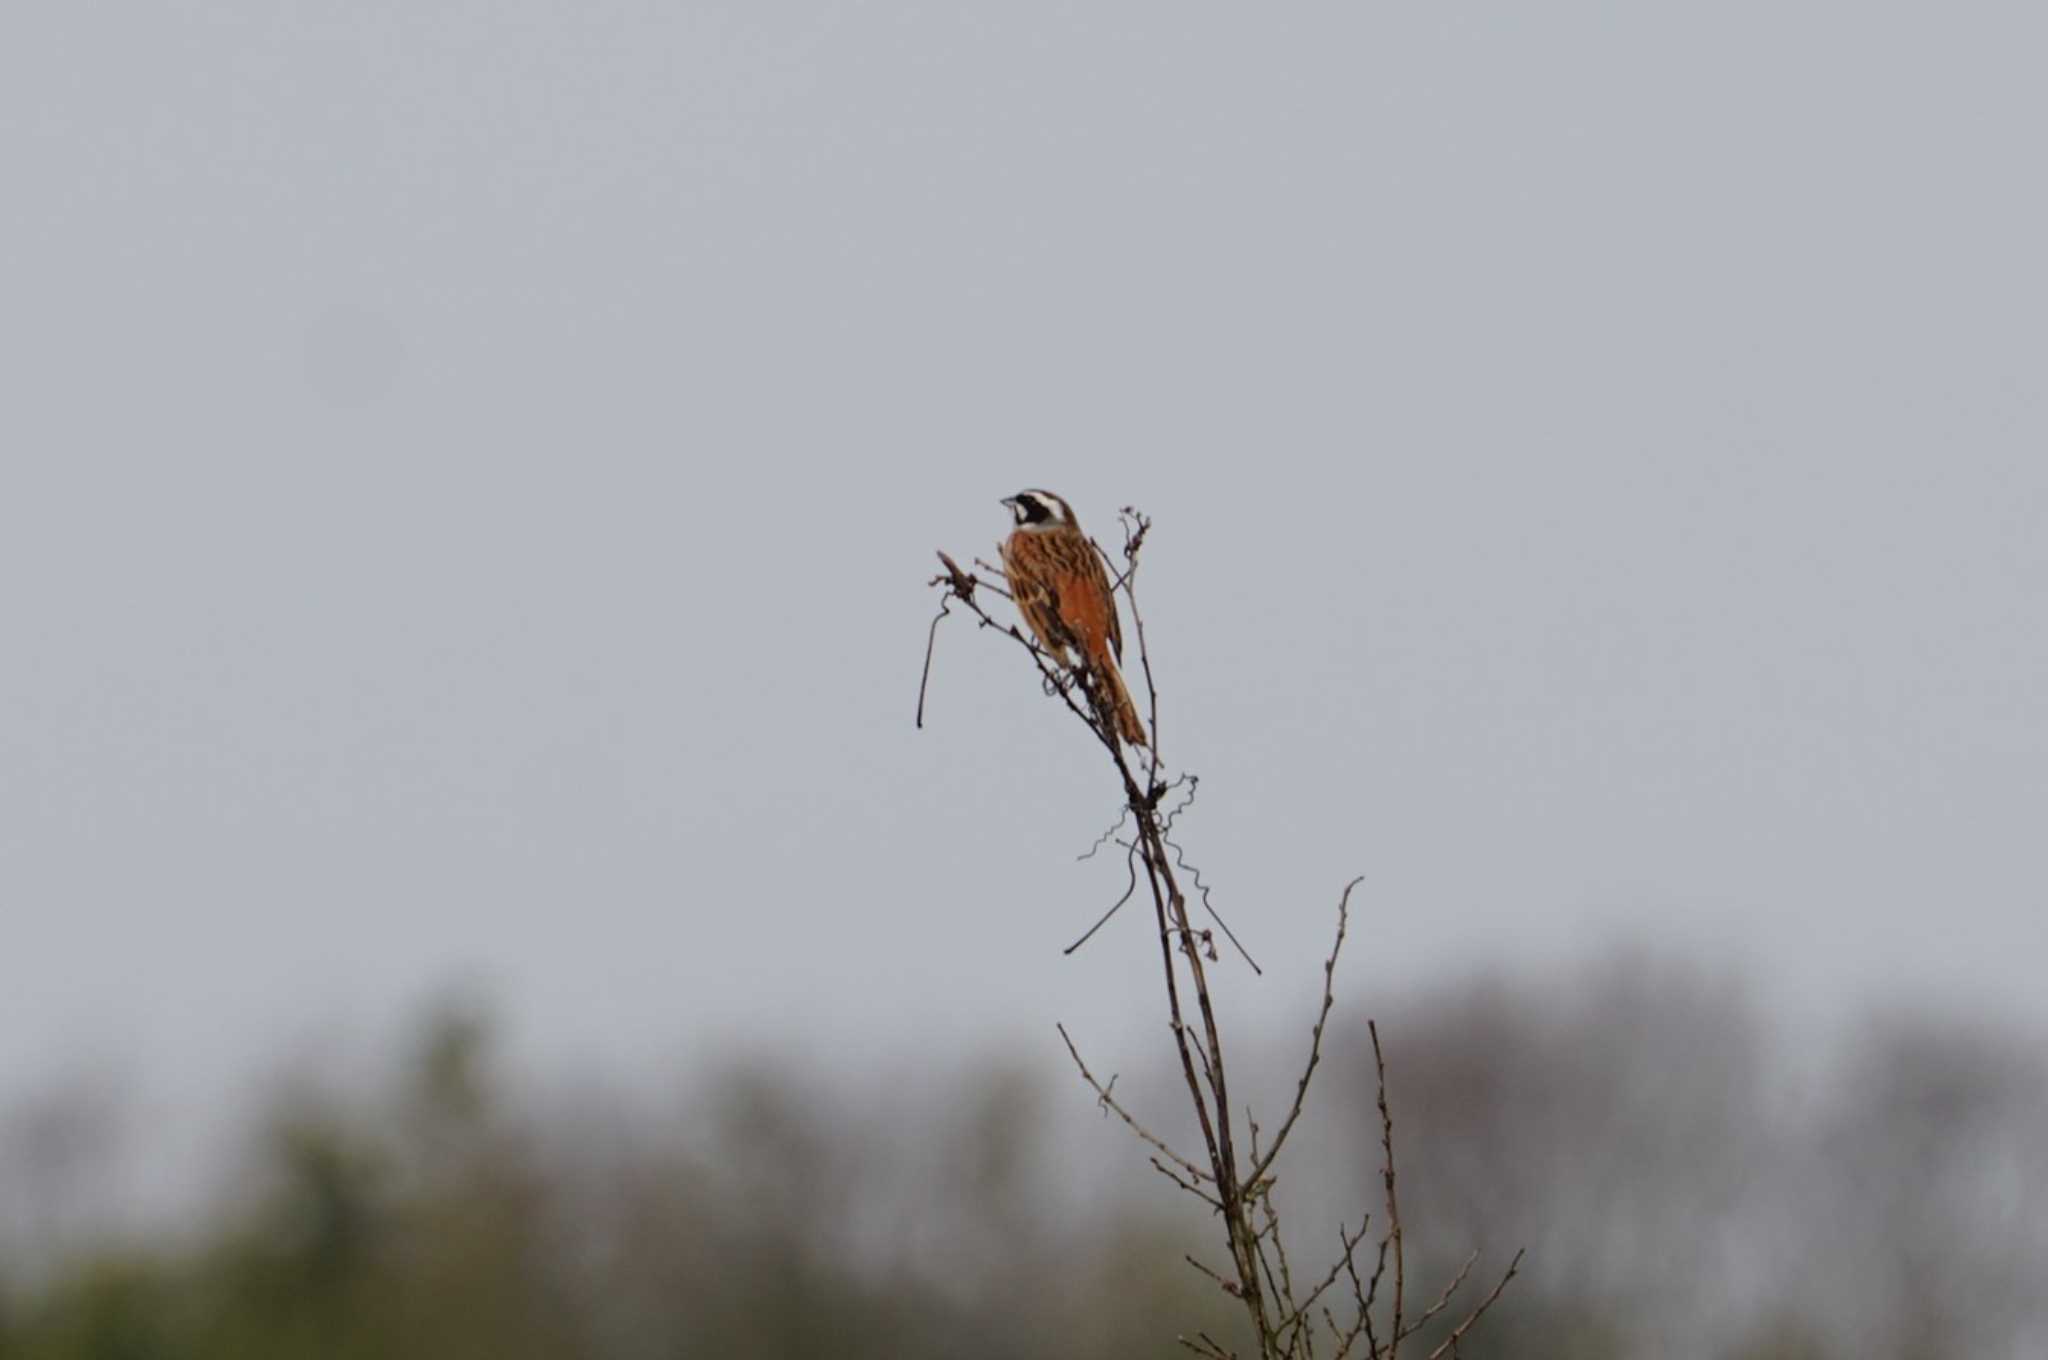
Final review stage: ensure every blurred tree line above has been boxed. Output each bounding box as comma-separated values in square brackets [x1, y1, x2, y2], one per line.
[2, 966, 2043, 1359]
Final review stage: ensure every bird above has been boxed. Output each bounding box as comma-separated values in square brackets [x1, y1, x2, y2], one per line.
[998, 489, 1149, 748]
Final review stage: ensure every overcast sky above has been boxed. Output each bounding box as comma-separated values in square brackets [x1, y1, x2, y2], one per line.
[5, 2, 2045, 1132]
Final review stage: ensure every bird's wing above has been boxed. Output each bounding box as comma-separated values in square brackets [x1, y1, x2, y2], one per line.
[1048, 534, 1122, 665]
[1002, 535, 1071, 660]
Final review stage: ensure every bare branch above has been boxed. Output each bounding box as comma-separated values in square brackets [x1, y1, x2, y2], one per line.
[914, 553, 979, 729]
[1185, 1253, 1238, 1294]
[1154, 1156, 1223, 1211]
[1131, 836, 1230, 1219]
[933, 549, 976, 597]
[1093, 534, 1137, 596]
[923, 545, 1122, 758]
[1247, 1112, 1300, 1350]
[1115, 509, 1164, 763]
[1399, 1250, 1477, 1342]
[1352, 1234, 1392, 1360]
[1280, 1222, 1372, 1336]
[1155, 772, 1200, 832]
[968, 556, 1015, 597]
[1251, 1238, 1291, 1355]
[1076, 807, 1134, 862]
[1064, 838, 1141, 957]
[1180, 1019, 1216, 1092]
[1371, 1021, 1405, 1360]
[1160, 831, 1263, 975]
[915, 596, 950, 730]
[1056, 1023, 1210, 1186]
[1249, 878, 1360, 1187]
[924, 505, 1516, 1359]
[1423, 1251, 1523, 1360]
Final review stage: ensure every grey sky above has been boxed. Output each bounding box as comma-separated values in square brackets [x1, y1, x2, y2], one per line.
[5, 1, 2045, 1124]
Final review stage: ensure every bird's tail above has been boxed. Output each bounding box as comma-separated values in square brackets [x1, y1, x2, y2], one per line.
[1093, 657, 1150, 748]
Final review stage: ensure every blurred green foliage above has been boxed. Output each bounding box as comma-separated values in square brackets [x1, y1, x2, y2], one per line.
[0, 1002, 1236, 1360]
[3, 970, 2044, 1358]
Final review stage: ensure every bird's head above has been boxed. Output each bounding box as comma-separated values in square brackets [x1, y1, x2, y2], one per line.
[1001, 489, 1074, 529]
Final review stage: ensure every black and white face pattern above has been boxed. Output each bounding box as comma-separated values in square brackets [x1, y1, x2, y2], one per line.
[1002, 489, 1071, 529]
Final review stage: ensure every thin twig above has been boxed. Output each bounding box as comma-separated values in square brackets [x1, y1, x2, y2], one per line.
[915, 554, 977, 729]
[1248, 879, 1359, 1188]
[1371, 1021, 1405, 1360]
[1154, 1156, 1223, 1211]
[1251, 1238, 1290, 1354]
[1057, 1023, 1210, 1185]
[1065, 839, 1141, 956]
[968, 557, 1015, 597]
[1118, 510, 1165, 765]
[1077, 808, 1134, 862]
[1423, 1251, 1523, 1360]
[1160, 833, 1263, 974]
[925, 549, 1120, 757]
[1178, 1332, 1237, 1360]
[1249, 1111, 1299, 1333]
[1094, 535, 1137, 597]
[1398, 1250, 1477, 1342]
[1147, 774, 1260, 973]
[1280, 1222, 1371, 1336]
[1132, 833, 1229, 1200]
[1238, 1125, 1296, 1356]
[1156, 772, 1200, 832]
[1353, 1235, 1392, 1360]
[1181, 1021, 1216, 1089]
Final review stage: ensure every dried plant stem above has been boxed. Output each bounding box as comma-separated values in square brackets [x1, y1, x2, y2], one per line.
[922, 509, 1519, 1359]
[1372, 1021, 1405, 1360]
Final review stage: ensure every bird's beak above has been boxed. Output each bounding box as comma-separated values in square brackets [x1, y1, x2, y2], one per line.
[999, 496, 1018, 510]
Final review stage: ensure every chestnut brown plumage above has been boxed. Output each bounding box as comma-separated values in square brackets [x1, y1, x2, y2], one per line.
[999, 490, 1150, 748]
